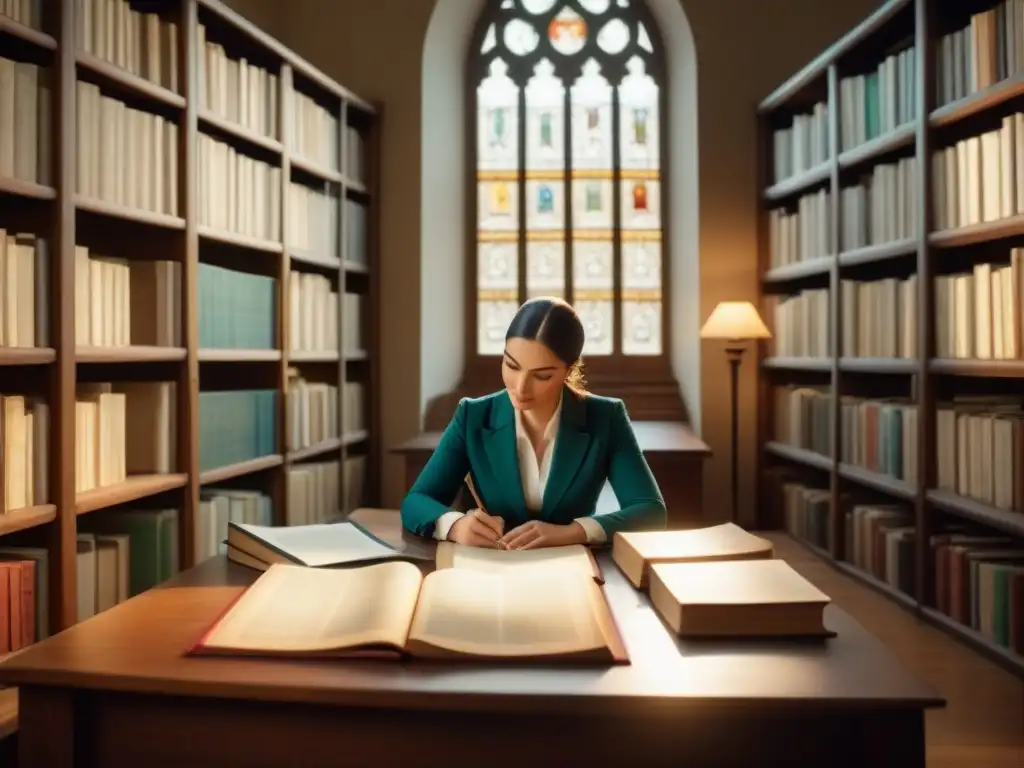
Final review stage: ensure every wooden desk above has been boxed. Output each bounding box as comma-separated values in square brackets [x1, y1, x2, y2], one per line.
[393, 421, 712, 527]
[0, 509, 943, 768]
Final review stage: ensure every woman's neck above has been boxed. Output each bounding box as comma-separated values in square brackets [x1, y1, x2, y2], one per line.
[520, 401, 558, 439]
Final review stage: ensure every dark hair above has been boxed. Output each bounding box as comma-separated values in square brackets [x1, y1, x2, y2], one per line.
[505, 297, 587, 392]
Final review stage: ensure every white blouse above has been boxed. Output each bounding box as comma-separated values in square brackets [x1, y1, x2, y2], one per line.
[432, 398, 607, 543]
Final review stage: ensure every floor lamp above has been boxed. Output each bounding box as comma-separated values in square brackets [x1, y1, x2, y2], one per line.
[699, 301, 772, 523]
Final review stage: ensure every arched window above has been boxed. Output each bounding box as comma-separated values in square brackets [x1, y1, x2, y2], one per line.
[469, 0, 666, 376]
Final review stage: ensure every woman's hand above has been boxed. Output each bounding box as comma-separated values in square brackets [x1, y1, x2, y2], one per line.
[448, 508, 505, 548]
[497, 520, 587, 550]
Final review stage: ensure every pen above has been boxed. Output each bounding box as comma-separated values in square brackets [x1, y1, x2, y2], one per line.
[466, 474, 505, 547]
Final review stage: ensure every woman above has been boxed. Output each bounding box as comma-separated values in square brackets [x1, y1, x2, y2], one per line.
[401, 297, 667, 549]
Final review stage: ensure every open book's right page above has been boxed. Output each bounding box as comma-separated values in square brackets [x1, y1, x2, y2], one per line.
[434, 542, 602, 581]
[612, 523, 774, 588]
[405, 569, 627, 663]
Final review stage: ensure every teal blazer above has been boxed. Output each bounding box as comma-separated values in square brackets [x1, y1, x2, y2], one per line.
[400, 387, 667, 541]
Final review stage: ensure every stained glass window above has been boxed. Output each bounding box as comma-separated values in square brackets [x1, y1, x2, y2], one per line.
[472, 0, 663, 358]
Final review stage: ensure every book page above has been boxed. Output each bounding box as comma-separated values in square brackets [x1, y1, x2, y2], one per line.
[436, 542, 597, 579]
[232, 521, 404, 568]
[198, 562, 423, 654]
[407, 569, 609, 657]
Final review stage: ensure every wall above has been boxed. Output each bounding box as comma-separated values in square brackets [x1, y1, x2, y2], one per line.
[226, 0, 883, 522]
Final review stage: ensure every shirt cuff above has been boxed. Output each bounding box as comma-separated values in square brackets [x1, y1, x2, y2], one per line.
[573, 516, 607, 544]
[434, 511, 465, 541]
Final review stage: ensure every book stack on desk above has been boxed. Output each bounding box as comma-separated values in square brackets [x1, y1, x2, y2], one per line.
[612, 524, 833, 639]
[195, 521, 624, 664]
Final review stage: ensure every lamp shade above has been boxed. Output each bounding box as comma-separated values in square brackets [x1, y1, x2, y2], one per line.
[700, 301, 772, 341]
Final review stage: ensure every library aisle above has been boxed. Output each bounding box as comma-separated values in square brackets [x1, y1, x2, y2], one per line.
[774, 535, 1024, 768]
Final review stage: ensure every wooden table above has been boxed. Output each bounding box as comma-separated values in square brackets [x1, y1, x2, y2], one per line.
[393, 420, 713, 527]
[0, 509, 943, 768]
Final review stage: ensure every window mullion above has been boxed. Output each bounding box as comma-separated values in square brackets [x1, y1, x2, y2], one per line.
[562, 78, 574, 305]
[610, 84, 623, 357]
[516, 85, 527, 306]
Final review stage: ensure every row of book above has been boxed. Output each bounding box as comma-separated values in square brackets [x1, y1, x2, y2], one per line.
[937, 398, 1024, 514]
[770, 101, 828, 185]
[289, 271, 339, 354]
[197, 132, 281, 242]
[197, 389, 276, 472]
[0, 55, 49, 187]
[773, 384, 1024, 516]
[936, 257, 1022, 360]
[767, 156, 919, 268]
[75, 251, 181, 348]
[285, 372, 338, 451]
[936, 2, 1021, 108]
[76, 80, 178, 216]
[197, 22, 279, 140]
[289, 89, 338, 172]
[76, 0, 179, 93]
[837, 45, 916, 152]
[288, 182, 339, 262]
[0, 229, 47, 348]
[2, 394, 47, 512]
[768, 288, 830, 357]
[197, 262, 276, 350]
[769, 253, 1024, 362]
[775, 477, 1023, 657]
[839, 275, 918, 359]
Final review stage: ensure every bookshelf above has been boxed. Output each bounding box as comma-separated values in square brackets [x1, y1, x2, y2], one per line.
[757, 0, 1024, 678]
[0, 0, 380, 728]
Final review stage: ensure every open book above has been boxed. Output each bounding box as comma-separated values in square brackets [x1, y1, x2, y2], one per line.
[612, 522, 774, 588]
[225, 520, 429, 571]
[190, 561, 628, 663]
[435, 541, 603, 582]
[648, 559, 833, 638]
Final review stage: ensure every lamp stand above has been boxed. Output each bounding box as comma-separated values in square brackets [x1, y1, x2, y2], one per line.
[725, 344, 746, 523]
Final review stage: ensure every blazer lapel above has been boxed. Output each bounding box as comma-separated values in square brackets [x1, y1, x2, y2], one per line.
[542, 387, 591, 518]
[482, 393, 528, 519]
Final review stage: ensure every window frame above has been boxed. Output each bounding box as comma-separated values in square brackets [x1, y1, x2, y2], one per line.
[462, 0, 673, 388]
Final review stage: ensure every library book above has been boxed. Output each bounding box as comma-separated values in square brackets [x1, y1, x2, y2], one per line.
[189, 560, 628, 663]
[612, 522, 775, 588]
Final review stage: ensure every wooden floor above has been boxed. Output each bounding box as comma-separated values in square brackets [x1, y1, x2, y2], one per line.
[772, 534, 1024, 768]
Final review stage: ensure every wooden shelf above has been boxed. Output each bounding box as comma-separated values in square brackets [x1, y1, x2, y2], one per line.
[838, 357, 918, 374]
[0, 0, 381, 661]
[758, 0, 1024, 681]
[926, 490, 1024, 538]
[929, 72, 1024, 128]
[197, 226, 284, 253]
[75, 474, 188, 516]
[75, 51, 186, 108]
[75, 195, 186, 229]
[342, 430, 369, 446]
[197, 110, 283, 154]
[343, 259, 368, 274]
[287, 438, 343, 462]
[290, 155, 344, 184]
[199, 455, 284, 486]
[762, 257, 832, 284]
[837, 124, 915, 169]
[290, 252, 341, 270]
[0, 347, 55, 365]
[762, 356, 832, 371]
[0, 505, 57, 536]
[929, 359, 1024, 378]
[0, 175, 56, 200]
[929, 214, 1024, 249]
[837, 238, 917, 268]
[197, 348, 282, 362]
[76, 345, 187, 363]
[289, 351, 339, 363]
[0, 16, 56, 50]
[763, 162, 830, 202]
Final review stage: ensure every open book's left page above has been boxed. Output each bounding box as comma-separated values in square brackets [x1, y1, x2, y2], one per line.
[190, 561, 425, 657]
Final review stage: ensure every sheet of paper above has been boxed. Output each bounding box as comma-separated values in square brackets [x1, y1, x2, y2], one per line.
[236, 521, 404, 567]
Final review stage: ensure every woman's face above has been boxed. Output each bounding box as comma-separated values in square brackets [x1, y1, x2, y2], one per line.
[501, 337, 568, 413]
